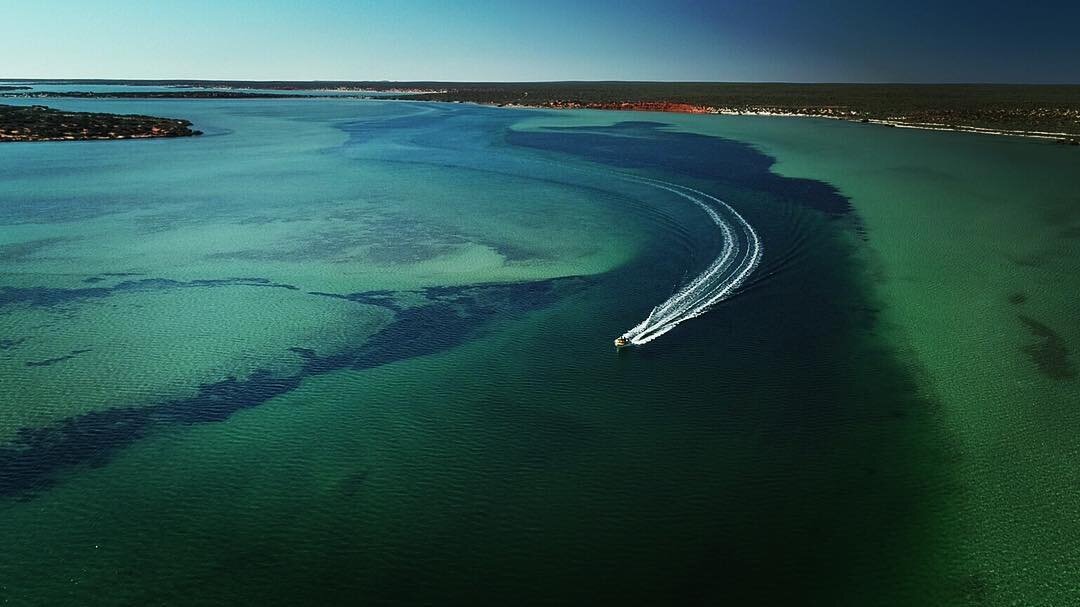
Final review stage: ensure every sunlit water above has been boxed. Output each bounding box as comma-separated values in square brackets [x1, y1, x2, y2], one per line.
[1, 96, 1078, 606]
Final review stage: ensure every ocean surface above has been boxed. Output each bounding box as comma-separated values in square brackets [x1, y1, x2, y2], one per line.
[1, 95, 1078, 605]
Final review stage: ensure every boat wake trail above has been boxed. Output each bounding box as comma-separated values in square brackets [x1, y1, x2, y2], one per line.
[618, 177, 762, 346]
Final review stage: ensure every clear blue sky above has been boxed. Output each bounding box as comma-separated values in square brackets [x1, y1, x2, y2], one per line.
[3, 0, 1079, 83]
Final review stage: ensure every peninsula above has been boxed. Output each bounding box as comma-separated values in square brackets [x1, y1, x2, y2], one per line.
[0, 104, 202, 142]
[391, 82, 1080, 142]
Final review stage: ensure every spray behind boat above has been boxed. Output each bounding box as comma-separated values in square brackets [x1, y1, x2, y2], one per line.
[611, 176, 761, 348]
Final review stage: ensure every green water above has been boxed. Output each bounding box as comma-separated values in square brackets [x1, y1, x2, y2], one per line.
[669, 114, 1080, 604]
[1, 98, 1078, 605]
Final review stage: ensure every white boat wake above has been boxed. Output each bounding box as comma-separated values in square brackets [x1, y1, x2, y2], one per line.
[617, 177, 762, 345]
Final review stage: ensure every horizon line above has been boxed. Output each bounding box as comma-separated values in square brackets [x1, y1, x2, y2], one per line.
[3, 77, 1080, 87]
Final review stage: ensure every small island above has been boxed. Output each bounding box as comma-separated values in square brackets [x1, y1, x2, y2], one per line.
[0, 104, 202, 142]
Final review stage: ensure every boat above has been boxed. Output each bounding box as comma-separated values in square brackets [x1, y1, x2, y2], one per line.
[614, 337, 630, 348]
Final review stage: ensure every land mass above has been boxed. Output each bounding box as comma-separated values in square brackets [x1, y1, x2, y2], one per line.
[4, 80, 1079, 142]
[0, 104, 202, 142]
[389, 82, 1080, 142]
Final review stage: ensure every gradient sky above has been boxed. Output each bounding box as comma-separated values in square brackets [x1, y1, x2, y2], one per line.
[3, 0, 1079, 83]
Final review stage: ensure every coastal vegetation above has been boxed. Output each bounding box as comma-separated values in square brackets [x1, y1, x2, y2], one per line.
[8, 79, 1080, 141]
[0, 104, 202, 142]
[6, 80, 1079, 141]
[394, 82, 1080, 140]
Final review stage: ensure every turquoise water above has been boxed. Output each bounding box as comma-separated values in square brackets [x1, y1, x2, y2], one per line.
[1, 98, 1078, 605]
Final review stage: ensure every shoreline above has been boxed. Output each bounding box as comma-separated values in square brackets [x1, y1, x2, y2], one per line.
[0, 103, 202, 142]
[6, 91, 1077, 144]
[6, 80, 1077, 143]
[490, 101, 1080, 144]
